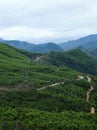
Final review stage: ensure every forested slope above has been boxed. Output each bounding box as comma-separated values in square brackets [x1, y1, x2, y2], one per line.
[0, 43, 97, 129]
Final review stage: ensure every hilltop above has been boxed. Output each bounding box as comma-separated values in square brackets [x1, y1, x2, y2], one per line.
[59, 34, 97, 51]
[3, 40, 63, 53]
[33, 49, 97, 75]
[1, 34, 97, 61]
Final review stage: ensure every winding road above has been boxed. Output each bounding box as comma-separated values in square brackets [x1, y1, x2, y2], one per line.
[86, 76, 94, 102]
[86, 76, 95, 114]
[37, 75, 95, 114]
[86, 85, 94, 102]
[37, 82, 64, 91]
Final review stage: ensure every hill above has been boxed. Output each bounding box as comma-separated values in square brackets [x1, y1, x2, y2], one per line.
[5, 40, 36, 52]
[78, 43, 97, 61]
[58, 34, 97, 61]
[1, 34, 97, 58]
[88, 49, 97, 60]
[31, 42, 63, 53]
[4, 40, 63, 53]
[0, 43, 78, 87]
[33, 49, 97, 75]
[59, 34, 97, 51]
[0, 43, 97, 129]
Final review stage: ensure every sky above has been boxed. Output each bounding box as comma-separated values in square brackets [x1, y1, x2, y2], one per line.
[0, 0, 97, 43]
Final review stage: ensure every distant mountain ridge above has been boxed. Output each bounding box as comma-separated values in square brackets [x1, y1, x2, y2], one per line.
[58, 34, 97, 60]
[0, 40, 63, 53]
[31, 42, 63, 53]
[59, 34, 97, 51]
[0, 34, 97, 55]
[5, 40, 36, 52]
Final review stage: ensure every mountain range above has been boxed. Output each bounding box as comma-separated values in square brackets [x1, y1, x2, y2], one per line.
[0, 34, 97, 60]
[58, 34, 97, 59]
[59, 34, 97, 50]
[2, 40, 63, 53]
[1, 42, 97, 75]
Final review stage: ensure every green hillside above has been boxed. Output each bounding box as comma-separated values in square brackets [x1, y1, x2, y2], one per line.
[0, 43, 31, 85]
[89, 49, 97, 60]
[31, 42, 63, 53]
[0, 43, 97, 129]
[34, 49, 97, 75]
[80, 48, 97, 61]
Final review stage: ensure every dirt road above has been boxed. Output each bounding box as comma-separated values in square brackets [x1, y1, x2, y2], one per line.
[86, 76, 95, 114]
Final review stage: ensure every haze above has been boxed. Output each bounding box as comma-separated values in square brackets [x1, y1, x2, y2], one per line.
[0, 0, 97, 43]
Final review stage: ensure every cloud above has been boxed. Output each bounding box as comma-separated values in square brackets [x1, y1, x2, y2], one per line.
[0, 0, 97, 43]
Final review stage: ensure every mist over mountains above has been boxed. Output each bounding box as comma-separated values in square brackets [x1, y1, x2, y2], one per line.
[59, 34, 97, 51]
[1, 34, 97, 60]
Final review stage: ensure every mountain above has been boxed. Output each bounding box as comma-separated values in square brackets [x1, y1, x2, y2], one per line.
[79, 40, 97, 51]
[1, 34, 97, 54]
[4, 40, 63, 53]
[5, 40, 36, 52]
[58, 34, 97, 61]
[59, 34, 97, 51]
[31, 42, 63, 53]
[33, 49, 97, 75]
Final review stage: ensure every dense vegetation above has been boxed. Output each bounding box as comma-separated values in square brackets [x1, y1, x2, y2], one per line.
[86, 48, 97, 61]
[0, 43, 97, 129]
[34, 49, 97, 75]
[0, 108, 97, 130]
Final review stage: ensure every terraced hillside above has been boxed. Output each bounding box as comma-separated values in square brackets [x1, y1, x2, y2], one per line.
[0, 44, 77, 87]
[0, 43, 97, 130]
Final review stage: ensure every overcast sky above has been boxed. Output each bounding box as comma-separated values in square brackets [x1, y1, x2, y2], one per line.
[0, 0, 97, 43]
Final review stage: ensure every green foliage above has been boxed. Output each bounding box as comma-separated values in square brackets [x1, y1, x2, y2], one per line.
[36, 49, 97, 75]
[0, 108, 97, 130]
[89, 48, 97, 60]
[73, 79, 90, 90]
[0, 44, 97, 129]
